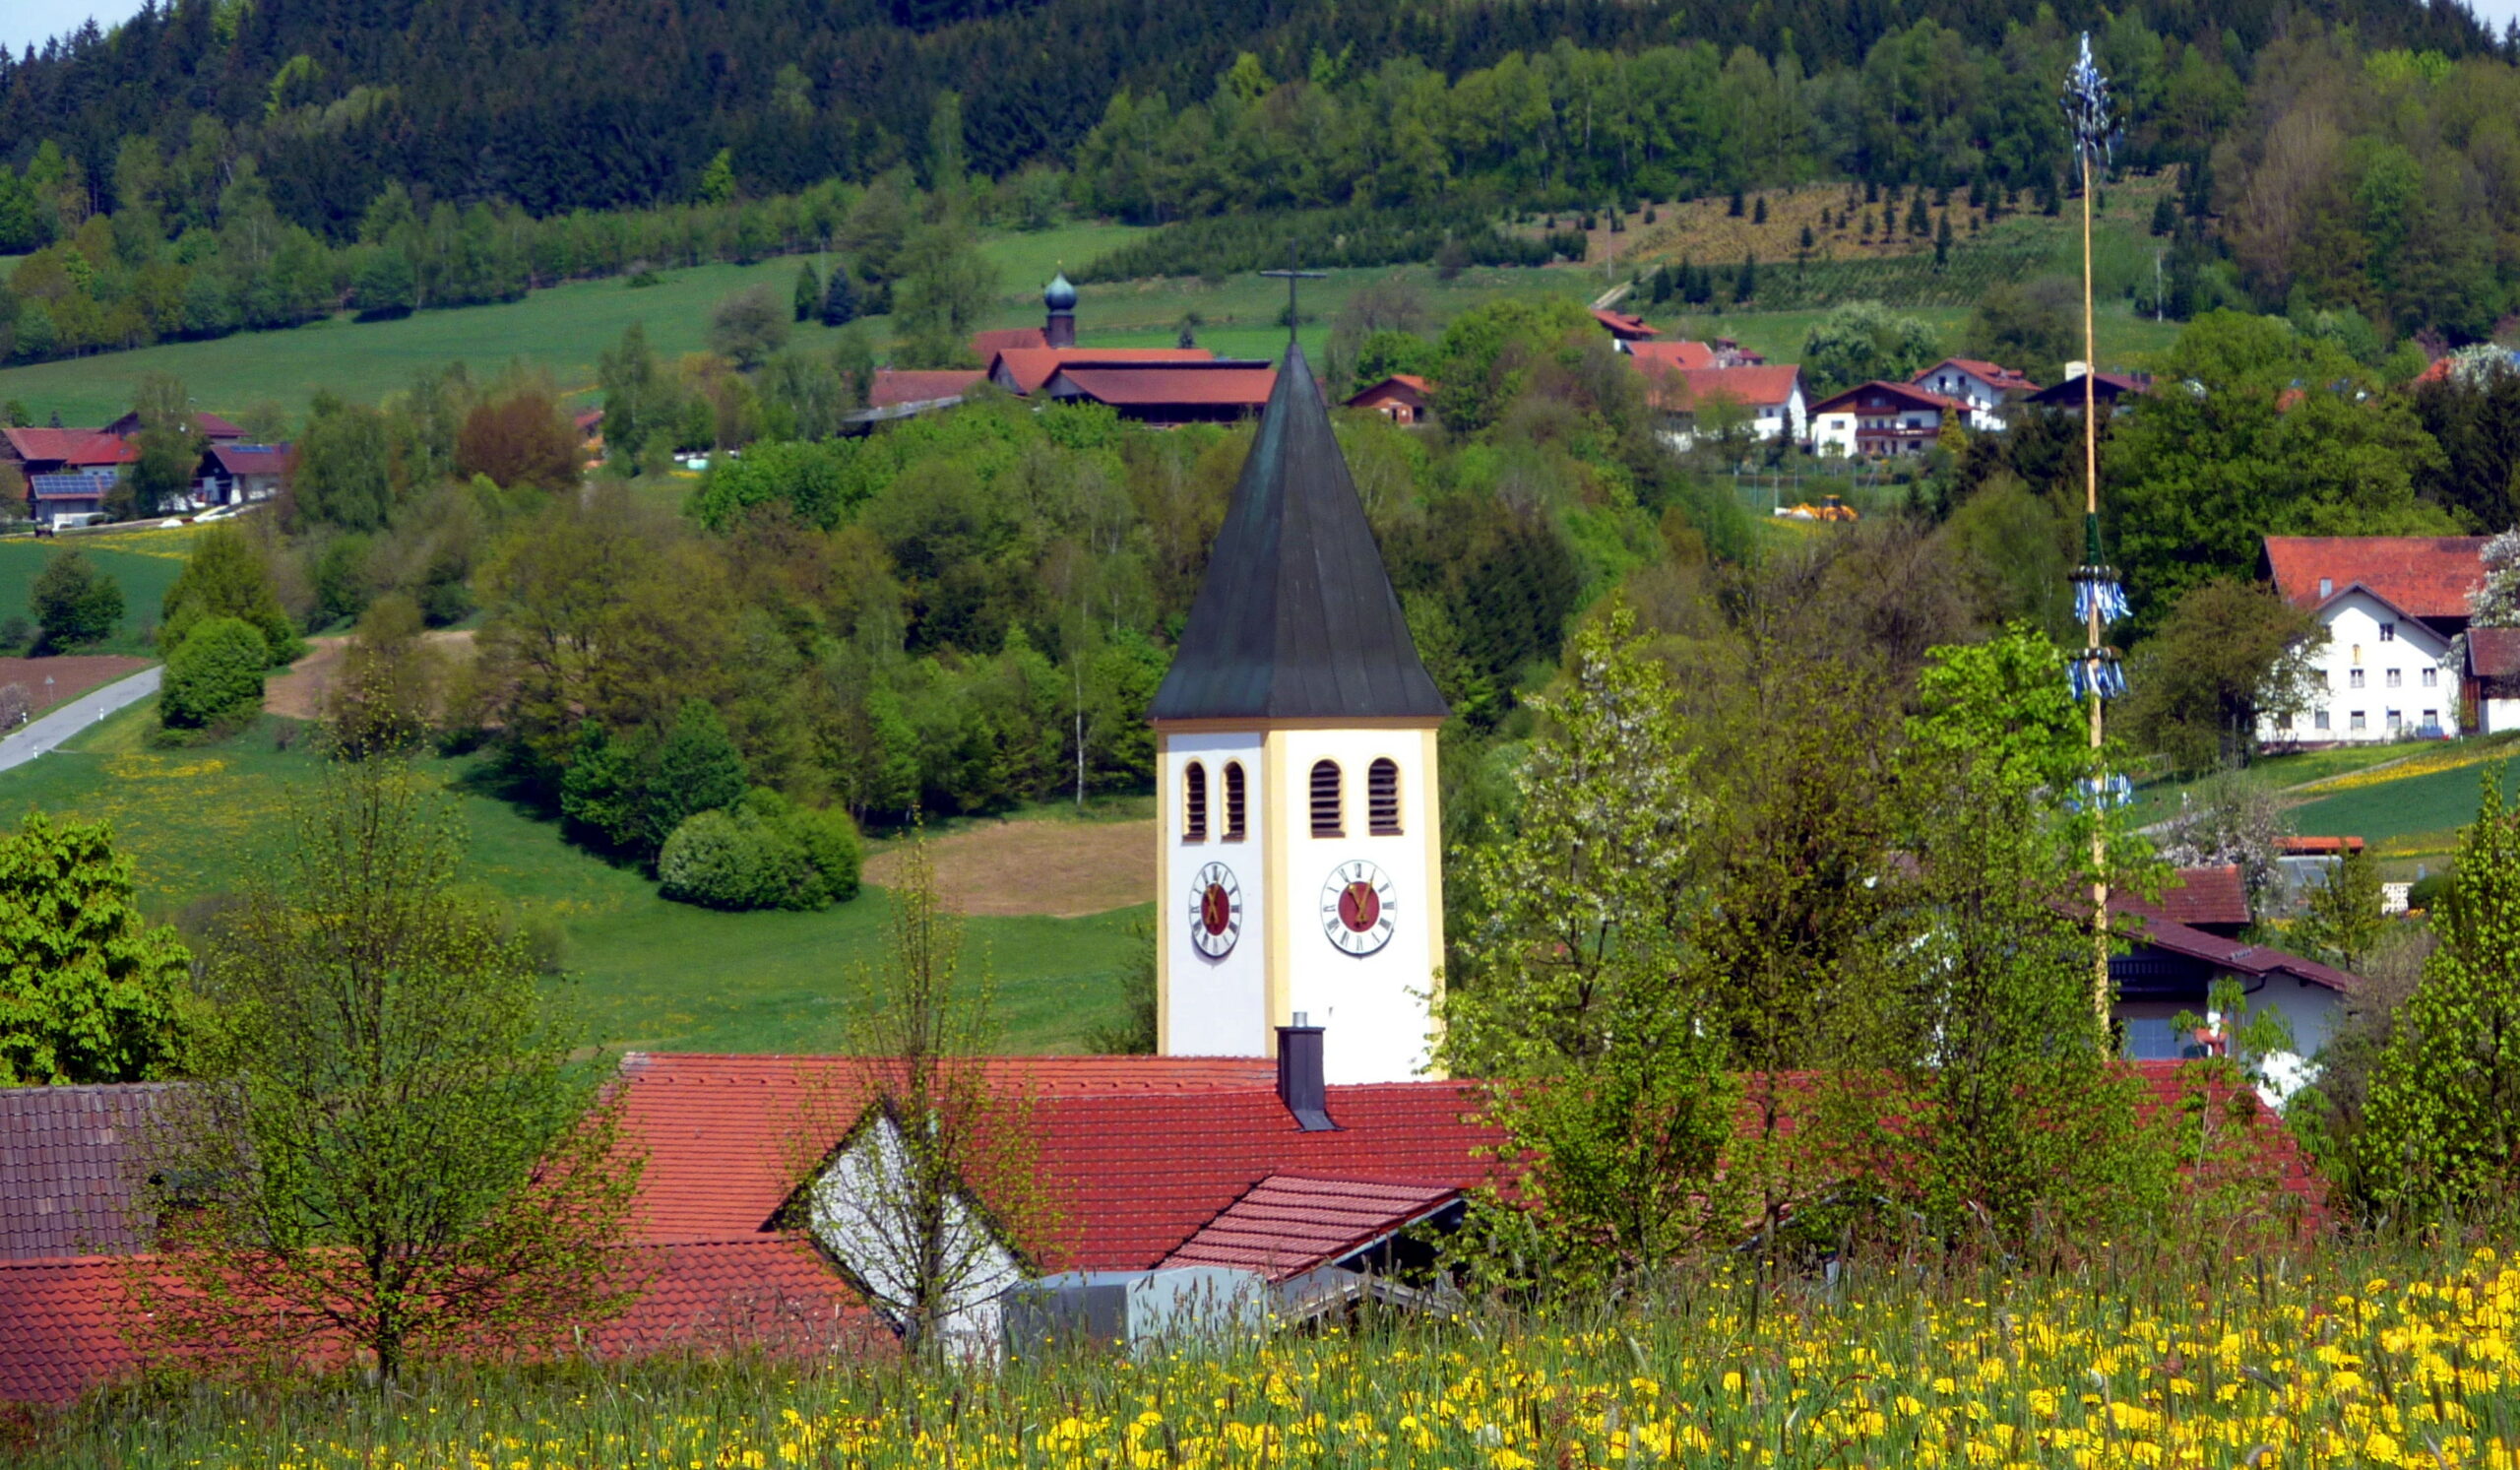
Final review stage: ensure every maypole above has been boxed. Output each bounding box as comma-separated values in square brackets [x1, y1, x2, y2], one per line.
[2063, 34, 2126, 1026]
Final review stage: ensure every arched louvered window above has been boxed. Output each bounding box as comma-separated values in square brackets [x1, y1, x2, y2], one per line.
[1183, 761, 1208, 841]
[1368, 758, 1403, 835]
[1309, 760, 1343, 838]
[1223, 762, 1247, 840]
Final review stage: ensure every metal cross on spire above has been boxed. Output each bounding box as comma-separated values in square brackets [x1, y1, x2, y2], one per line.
[1260, 250, 1325, 347]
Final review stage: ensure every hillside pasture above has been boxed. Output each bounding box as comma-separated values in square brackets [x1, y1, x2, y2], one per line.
[0, 701, 1143, 1054]
[0, 528, 196, 653]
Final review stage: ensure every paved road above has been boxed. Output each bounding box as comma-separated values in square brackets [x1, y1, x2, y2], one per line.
[0, 666, 161, 774]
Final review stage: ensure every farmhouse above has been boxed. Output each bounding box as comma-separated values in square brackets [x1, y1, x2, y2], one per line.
[2024, 368, 2151, 412]
[2257, 536, 2487, 744]
[1589, 305, 1658, 344]
[1806, 380, 1960, 457]
[1910, 356, 2038, 430]
[1635, 362, 1806, 449]
[2, 426, 134, 479]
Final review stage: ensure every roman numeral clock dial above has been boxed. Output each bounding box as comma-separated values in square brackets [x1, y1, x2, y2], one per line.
[1188, 863, 1242, 958]
[1321, 860, 1398, 955]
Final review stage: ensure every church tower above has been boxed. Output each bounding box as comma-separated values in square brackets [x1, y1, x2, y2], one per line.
[1148, 343, 1450, 1085]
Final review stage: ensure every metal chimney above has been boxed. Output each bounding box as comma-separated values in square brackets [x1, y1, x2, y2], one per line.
[1277, 1013, 1336, 1131]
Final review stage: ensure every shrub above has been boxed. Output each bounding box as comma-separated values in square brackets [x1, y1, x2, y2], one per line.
[159, 525, 305, 665]
[160, 616, 270, 730]
[31, 549, 123, 651]
[0, 683, 30, 729]
[657, 789, 861, 911]
[656, 806, 791, 911]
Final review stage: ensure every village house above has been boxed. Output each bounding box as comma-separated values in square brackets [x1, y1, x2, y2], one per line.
[1635, 362, 1807, 450]
[1589, 305, 1658, 345]
[2257, 536, 2486, 745]
[2024, 368, 2152, 413]
[2109, 865, 2358, 1082]
[1345, 374, 1429, 423]
[193, 443, 292, 507]
[1910, 356, 2038, 430]
[1805, 380, 1960, 457]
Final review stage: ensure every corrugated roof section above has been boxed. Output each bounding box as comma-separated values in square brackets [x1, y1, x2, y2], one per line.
[1158, 1175, 1460, 1280]
[1146, 343, 1449, 723]
[0, 1084, 178, 1259]
[868, 369, 987, 408]
[1044, 363, 1276, 409]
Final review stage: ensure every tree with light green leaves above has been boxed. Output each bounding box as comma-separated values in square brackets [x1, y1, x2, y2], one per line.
[2358, 770, 2520, 1223]
[2293, 842, 2386, 974]
[1852, 624, 2168, 1246]
[0, 813, 191, 1085]
[889, 221, 1000, 369]
[1437, 600, 1740, 1287]
[1799, 299, 1941, 396]
[135, 758, 641, 1380]
[160, 524, 304, 665]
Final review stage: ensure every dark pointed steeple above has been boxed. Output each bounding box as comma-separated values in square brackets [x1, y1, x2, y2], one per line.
[1150, 345, 1448, 723]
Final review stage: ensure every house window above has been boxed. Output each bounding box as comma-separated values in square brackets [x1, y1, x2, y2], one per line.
[2380, 622, 2396, 641]
[2281, 711, 2296, 731]
[1223, 763, 1246, 840]
[1182, 762, 1208, 842]
[1309, 760, 1343, 837]
[2424, 667, 2438, 687]
[2315, 711, 2331, 731]
[2351, 712, 2367, 731]
[2387, 709, 2403, 732]
[2350, 669, 2365, 688]
[2386, 669, 2402, 688]
[2424, 709, 2440, 730]
[2319, 577, 2334, 598]
[1368, 758, 1402, 836]
[2353, 644, 2363, 665]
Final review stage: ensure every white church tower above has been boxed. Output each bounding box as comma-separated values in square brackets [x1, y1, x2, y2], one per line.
[1148, 343, 1450, 1085]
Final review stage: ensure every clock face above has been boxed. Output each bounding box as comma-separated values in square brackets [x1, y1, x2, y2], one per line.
[1320, 860, 1398, 956]
[1188, 862, 1242, 958]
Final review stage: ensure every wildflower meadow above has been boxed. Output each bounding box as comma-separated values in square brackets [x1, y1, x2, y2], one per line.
[18, 1242, 2520, 1469]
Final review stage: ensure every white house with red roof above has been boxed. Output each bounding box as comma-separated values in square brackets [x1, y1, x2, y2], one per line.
[1806, 380, 1961, 457]
[1910, 357, 2039, 430]
[2257, 536, 2487, 744]
[1633, 361, 1806, 449]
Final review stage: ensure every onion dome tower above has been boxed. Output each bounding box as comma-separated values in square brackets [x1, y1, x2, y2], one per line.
[1043, 272, 1077, 348]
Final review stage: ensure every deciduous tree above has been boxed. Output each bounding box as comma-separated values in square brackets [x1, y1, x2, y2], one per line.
[0, 812, 190, 1085]
[136, 759, 642, 1380]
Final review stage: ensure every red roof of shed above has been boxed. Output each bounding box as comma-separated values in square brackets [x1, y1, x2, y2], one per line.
[1627, 340, 1717, 375]
[971, 326, 1048, 354]
[1157, 1174, 1460, 1281]
[2125, 864, 2252, 929]
[1043, 363, 1277, 411]
[868, 369, 987, 409]
[1590, 307, 1658, 340]
[989, 348, 1215, 395]
[2263, 537, 2488, 620]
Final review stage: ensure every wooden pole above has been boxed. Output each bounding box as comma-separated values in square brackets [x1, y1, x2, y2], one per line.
[2084, 151, 2109, 1026]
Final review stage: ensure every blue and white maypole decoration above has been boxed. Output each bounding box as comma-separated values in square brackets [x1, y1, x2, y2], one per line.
[2064, 32, 2122, 1022]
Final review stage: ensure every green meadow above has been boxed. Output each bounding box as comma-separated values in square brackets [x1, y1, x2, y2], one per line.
[0, 699, 1143, 1055]
[0, 523, 202, 651]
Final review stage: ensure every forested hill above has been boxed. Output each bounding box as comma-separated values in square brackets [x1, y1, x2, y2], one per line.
[0, 0, 2496, 234]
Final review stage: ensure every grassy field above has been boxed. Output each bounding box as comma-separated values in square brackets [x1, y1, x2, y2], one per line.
[0, 227, 1147, 426]
[2288, 746, 2520, 858]
[0, 201, 2183, 425]
[0, 522, 203, 652]
[17, 1244, 2516, 1468]
[0, 700, 1143, 1054]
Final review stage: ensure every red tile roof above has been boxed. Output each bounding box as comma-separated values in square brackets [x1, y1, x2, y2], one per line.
[1345, 374, 1429, 408]
[1636, 362, 1802, 413]
[2128, 864, 2251, 929]
[1590, 307, 1658, 340]
[868, 369, 987, 409]
[618, 1055, 1280, 1243]
[0, 1084, 176, 1259]
[1157, 1175, 1460, 1281]
[2470, 627, 2520, 680]
[204, 443, 292, 478]
[1809, 380, 1962, 415]
[0, 1236, 885, 1403]
[988, 349, 1214, 396]
[1915, 357, 2039, 393]
[1043, 363, 1277, 411]
[2262, 537, 2489, 621]
[2, 428, 134, 468]
[2115, 900, 2359, 994]
[970, 326, 1048, 354]
[1626, 340, 1717, 375]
